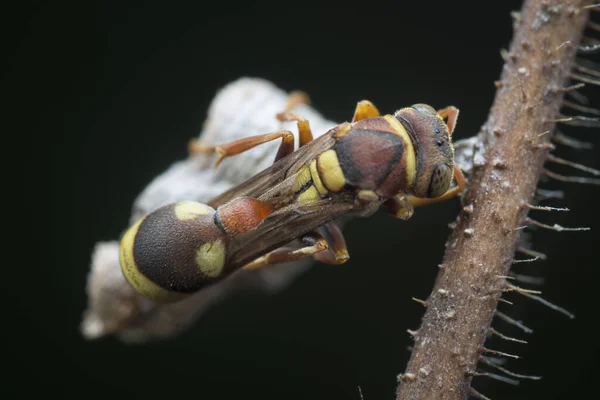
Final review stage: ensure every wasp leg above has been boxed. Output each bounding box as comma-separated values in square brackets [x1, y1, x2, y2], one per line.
[406, 164, 467, 207]
[352, 100, 381, 122]
[276, 111, 314, 147]
[242, 231, 328, 270]
[189, 130, 295, 167]
[284, 90, 311, 111]
[383, 195, 415, 220]
[436, 106, 460, 136]
[313, 222, 350, 264]
[276, 90, 314, 146]
[242, 228, 348, 270]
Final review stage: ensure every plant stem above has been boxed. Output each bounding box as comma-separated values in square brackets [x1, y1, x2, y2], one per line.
[396, 1, 592, 399]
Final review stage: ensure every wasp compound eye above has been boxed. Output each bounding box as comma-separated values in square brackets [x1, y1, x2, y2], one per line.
[427, 163, 452, 198]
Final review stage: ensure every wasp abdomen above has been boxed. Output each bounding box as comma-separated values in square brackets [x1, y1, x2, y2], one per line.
[119, 201, 228, 302]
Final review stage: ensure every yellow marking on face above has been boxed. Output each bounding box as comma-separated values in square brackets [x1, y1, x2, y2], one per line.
[310, 160, 328, 195]
[318, 149, 345, 192]
[174, 201, 210, 220]
[292, 166, 312, 194]
[383, 115, 416, 187]
[297, 185, 320, 202]
[195, 241, 226, 278]
[119, 218, 186, 303]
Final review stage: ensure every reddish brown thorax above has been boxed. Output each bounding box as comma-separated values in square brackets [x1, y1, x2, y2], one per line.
[333, 116, 411, 198]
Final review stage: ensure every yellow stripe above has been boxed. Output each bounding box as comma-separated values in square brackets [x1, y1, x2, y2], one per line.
[174, 201, 211, 220]
[297, 185, 321, 202]
[383, 115, 416, 187]
[292, 166, 312, 193]
[318, 149, 346, 192]
[119, 218, 187, 303]
[310, 160, 328, 195]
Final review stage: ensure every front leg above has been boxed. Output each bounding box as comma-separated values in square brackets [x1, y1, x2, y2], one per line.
[407, 164, 467, 207]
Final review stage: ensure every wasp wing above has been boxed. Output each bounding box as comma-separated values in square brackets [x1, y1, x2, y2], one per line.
[206, 128, 338, 207]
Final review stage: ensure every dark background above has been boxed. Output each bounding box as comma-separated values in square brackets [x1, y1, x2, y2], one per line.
[12, 1, 600, 399]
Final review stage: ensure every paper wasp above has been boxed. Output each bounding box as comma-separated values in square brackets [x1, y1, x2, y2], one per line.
[119, 94, 466, 302]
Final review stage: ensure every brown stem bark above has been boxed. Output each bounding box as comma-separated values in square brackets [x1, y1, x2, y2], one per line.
[396, 1, 592, 399]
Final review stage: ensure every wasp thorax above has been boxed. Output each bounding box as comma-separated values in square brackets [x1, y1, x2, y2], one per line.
[394, 104, 455, 198]
[119, 201, 229, 302]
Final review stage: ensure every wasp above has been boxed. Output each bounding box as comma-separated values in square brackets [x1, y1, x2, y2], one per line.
[119, 94, 466, 302]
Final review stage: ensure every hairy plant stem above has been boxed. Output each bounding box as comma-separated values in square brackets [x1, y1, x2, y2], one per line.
[396, 1, 592, 399]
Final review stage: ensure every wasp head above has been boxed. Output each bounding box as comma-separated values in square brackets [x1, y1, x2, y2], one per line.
[394, 104, 456, 199]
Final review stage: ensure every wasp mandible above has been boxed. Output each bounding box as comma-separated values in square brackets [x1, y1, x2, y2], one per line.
[119, 94, 466, 302]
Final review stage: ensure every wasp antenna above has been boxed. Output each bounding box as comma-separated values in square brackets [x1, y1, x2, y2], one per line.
[547, 154, 600, 176]
[516, 246, 547, 260]
[495, 311, 533, 334]
[525, 217, 591, 232]
[588, 21, 600, 32]
[562, 99, 600, 116]
[582, 3, 599, 10]
[513, 289, 575, 319]
[543, 169, 600, 185]
[557, 82, 586, 93]
[481, 347, 520, 359]
[552, 131, 594, 149]
[412, 297, 428, 307]
[534, 188, 564, 201]
[470, 370, 520, 386]
[510, 273, 545, 286]
[469, 387, 492, 400]
[489, 328, 528, 344]
[481, 356, 542, 380]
